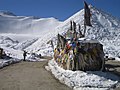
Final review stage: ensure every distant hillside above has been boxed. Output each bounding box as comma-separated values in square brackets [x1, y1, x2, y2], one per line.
[0, 11, 62, 34]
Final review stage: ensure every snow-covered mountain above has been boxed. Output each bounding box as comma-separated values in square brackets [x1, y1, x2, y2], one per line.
[0, 11, 16, 16]
[54, 5, 120, 58]
[0, 5, 120, 58]
[0, 11, 62, 34]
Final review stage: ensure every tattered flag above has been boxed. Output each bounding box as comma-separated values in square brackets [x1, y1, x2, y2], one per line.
[73, 21, 76, 30]
[84, 1, 92, 26]
[70, 21, 72, 30]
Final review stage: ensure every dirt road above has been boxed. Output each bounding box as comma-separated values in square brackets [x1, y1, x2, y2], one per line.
[0, 61, 71, 90]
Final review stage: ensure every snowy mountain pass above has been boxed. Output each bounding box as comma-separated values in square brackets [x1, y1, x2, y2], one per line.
[1, 6, 120, 59]
[0, 5, 120, 90]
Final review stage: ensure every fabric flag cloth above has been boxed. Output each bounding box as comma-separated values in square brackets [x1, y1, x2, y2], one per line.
[84, 1, 92, 27]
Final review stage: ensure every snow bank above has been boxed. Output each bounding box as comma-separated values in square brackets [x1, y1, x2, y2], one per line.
[0, 58, 21, 68]
[116, 57, 120, 61]
[26, 53, 47, 62]
[46, 59, 120, 90]
[0, 53, 46, 69]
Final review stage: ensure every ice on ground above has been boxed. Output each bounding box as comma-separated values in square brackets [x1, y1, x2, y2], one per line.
[26, 53, 47, 62]
[47, 59, 120, 90]
[116, 57, 120, 61]
[0, 58, 21, 68]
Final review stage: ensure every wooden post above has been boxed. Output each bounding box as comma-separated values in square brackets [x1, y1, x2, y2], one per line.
[78, 24, 83, 38]
[84, 24, 86, 37]
[50, 40, 54, 49]
[0, 48, 3, 59]
[70, 21, 72, 30]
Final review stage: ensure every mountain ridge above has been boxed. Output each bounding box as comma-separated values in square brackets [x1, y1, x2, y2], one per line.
[0, 12, 62, 34]
[0, 6, 120, 58]
[0, 10, 16, 16]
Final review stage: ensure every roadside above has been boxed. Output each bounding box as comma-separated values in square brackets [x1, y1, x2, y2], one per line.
[105, 60, 120, 90]
[105, 60, 120, 77]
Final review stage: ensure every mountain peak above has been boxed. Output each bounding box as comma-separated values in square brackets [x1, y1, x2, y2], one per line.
[56, 6, 120, 58]
[0, 11, 16, 16]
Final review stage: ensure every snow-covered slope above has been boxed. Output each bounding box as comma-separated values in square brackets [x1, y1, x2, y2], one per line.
[0, 11, 62, 35]
[26, 5, 120, 58]
[54, 6, 120, 58]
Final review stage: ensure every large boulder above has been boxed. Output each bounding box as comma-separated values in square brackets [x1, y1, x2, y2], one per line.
[75, 39, 105, 71]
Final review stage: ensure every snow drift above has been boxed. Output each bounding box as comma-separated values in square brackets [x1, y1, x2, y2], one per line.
[46, 59, 119, 90]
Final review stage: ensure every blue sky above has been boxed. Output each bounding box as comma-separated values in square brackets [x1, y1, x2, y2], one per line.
[0, 0, 119, 21]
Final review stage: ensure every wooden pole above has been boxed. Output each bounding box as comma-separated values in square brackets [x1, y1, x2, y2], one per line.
[84, 24, 86, 37]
